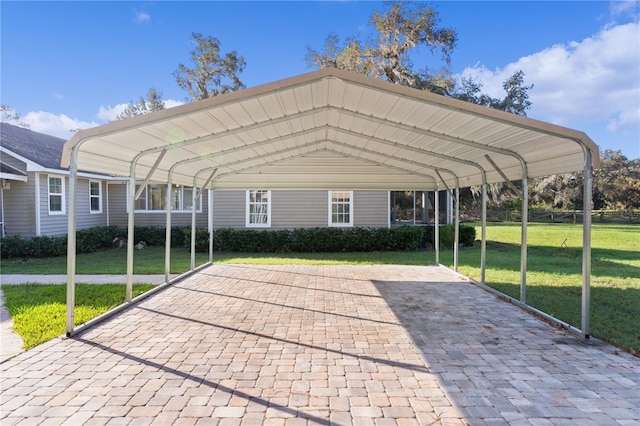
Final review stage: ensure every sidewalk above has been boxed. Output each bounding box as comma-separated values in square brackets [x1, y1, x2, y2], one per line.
[0, 274, 172, 363]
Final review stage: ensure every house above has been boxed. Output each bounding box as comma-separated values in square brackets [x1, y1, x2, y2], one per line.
[0, 122, 450, 238]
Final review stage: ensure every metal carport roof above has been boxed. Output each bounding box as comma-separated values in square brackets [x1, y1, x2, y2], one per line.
[61, 68, 600, 339]
[61, 68, 600, 190]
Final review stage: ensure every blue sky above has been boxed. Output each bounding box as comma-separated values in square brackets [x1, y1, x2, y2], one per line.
[2, 1, 639, 160]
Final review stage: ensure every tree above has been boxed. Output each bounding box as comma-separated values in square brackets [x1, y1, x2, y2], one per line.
[306, 2, 457, 88]
[451, 70, 532, 116]
[593, 150, 640, 212]
[306, 2, 532, 116]
[0, 105, 30, 128]
[174, 33, 246, 101]
[116, 87, 166, 120]
[528, 150, 640, 213]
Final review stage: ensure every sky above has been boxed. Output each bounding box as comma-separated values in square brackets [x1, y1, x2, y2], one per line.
[1, 1, 639, 160]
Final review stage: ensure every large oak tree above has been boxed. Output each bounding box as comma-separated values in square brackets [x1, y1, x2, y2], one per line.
[174, 33, 246, 101]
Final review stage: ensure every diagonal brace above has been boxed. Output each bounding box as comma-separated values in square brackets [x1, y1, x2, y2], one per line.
[134, 149, 167, 200]
[484, 154, 522, 198]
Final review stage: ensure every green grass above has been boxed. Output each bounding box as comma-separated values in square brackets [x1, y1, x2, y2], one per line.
[2, 283, 155, 350]
[0, 246, 210, 274]
[1, 223, 638, 354]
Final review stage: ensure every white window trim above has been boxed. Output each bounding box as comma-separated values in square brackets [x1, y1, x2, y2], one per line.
[246, 190, 271, 228]
[89, 180, 102, 214]
[128, 184, 203, 213]
[328, 190, 353, 227]
[47, 174, 66, 215]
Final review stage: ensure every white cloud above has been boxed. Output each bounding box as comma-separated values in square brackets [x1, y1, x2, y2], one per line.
[609, 1, 639, 19]
[21, 111, 101, 139]
[164, 99, 185, 109]
[458, 22, 640, 134]
[97, 103, 129, 121]
[135, 11, 151, 23]
[16, 98, 186, 140]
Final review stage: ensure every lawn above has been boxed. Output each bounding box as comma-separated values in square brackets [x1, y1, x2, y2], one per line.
[1, 223, 638, 354]
[0, 246, 211, 274]
[2, 283, 155, 350]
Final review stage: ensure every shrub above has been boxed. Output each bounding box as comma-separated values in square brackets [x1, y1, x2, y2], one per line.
[0, 234, 28, 259]
[0, 224, 476, 259]
[204, 226, 441, 254]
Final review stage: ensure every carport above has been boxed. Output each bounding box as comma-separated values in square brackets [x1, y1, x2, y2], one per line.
[61, 68, 600, 338]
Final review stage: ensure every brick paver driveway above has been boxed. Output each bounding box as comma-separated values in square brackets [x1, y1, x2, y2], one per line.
[1, 264, 638, 425]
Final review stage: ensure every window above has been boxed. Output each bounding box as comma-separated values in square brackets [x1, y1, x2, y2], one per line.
[89, 181, 102, 213]
[389, 191, 448, 226]
[48, 175, 65, 214]
[329, 190, 353, 227]
[133, 184, 202, 212]
[246, 190, 271, 227]
[390, 191, 426, 225]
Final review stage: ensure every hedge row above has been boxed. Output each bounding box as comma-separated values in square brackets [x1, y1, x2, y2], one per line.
[0, 226, 190, 259]
[1, 224, 476, 258]
[188, 224, 476, 253]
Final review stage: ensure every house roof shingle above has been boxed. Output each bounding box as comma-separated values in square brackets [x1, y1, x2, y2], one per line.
[0, 122, 68, 170]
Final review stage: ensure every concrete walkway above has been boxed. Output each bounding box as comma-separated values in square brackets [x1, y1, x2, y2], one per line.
[1, 264, 638, 425]
[1, 274, 172, 363]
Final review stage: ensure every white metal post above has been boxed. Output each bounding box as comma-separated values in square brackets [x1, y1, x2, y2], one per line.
[454, 185, 459, 272]
[209, 189, 214, 263]
[65, 146, 79, 335]
[434, 189, 439, 264]
[126, 171, 136, 302]
[520, 178, 528, 303]
[164, 178, 173, 283]
[190, 179, 197, 271]
[481, 181, 487, 284]
[582, 150, 593, 337]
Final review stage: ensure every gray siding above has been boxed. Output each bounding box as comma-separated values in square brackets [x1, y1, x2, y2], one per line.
[107, 183, 128, 226]
[0, 152, 27, 173]
[271, 191, 327, 229]
[107, 183, 208, 228]
[2, 173, 37, 237]
[76, 179, 108, 230]
[212, 190, 389, 230]
[34, 175, 109, 236]
[39, 173, 68, 236]
[211, 191, 245, 228]
[354, 191, 389, 228]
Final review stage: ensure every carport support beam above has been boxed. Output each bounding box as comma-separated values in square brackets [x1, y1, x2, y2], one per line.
[165, 177, 173, 283]
[582, 151, 593, 338]
[481, 182, 487, 284]
[209, 190, 214, 263]
[454, 185, 460, 272]
[126, 167, 137, 302]
[434, 189, 439, 264]
[65, 146, 79, 335]
[190, 181, 197, 270]
[520, 178, 528, 303]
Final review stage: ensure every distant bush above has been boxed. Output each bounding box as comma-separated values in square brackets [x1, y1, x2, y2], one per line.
[191, 225, 475, 253]
[0, 225, 182, 259]
[1, 226, 122, 259]
[1, 224, 476, 258]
